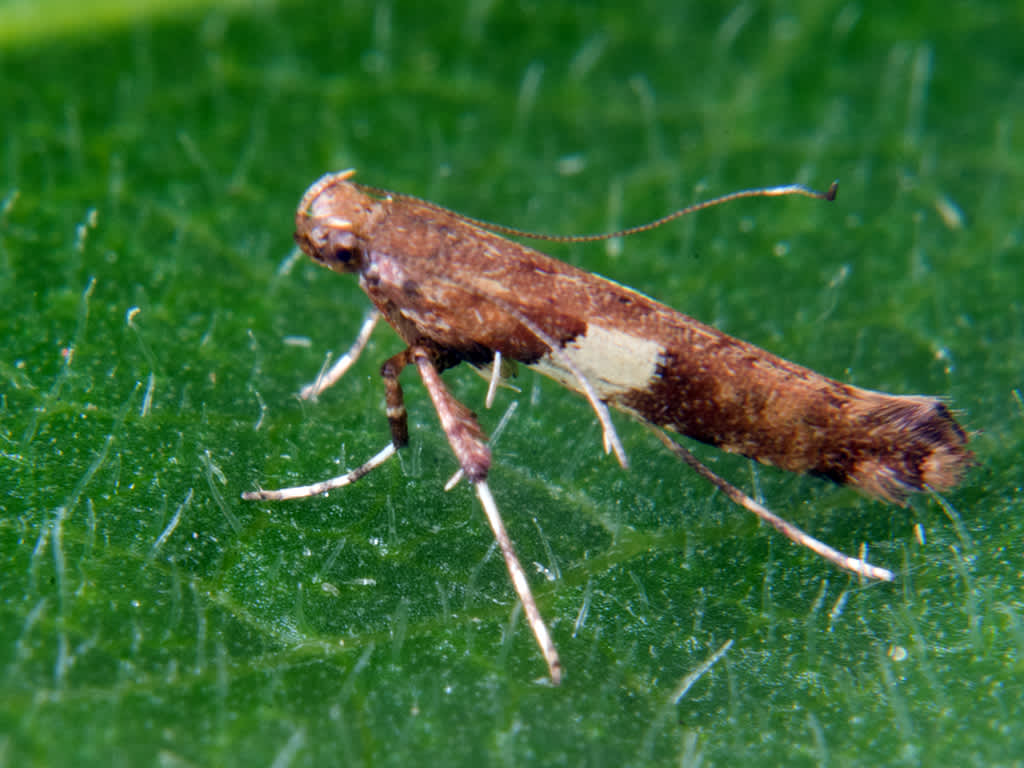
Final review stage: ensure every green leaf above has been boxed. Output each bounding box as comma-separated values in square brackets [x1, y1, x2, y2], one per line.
[1, 1, 1020, 766]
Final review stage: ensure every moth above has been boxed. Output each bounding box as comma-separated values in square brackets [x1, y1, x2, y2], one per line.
[244, 169, 971, 684]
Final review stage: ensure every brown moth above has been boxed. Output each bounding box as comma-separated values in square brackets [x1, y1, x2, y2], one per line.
[245, 170, 971, 684]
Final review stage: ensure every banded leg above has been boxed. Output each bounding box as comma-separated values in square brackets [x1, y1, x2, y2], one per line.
[242, 345, 447, 501]
[381, 348, 414, 448]
[412, 347, 490, 481]
[412, 347, 561, 683]
[241, 336, 413, 502]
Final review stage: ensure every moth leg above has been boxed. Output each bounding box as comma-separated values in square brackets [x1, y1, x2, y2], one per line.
[411, 348, 560, 682]
[651, 427, 894, 582]
[472, 293, 628, 468]
[545, 339, 628, 467]
[412, 347, 491, 480]
[242, 442, 397, 501]
[300, 310, 380, 400]
[445, 401, 519, 491]
[242, 331, 409, 502]
[381, 348, 414, 448]
[485, 349, 503, 409]
[411, 348, 565, 679]
[476, 479, 562, 685]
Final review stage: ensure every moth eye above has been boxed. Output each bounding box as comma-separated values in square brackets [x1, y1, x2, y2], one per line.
[324, 229, 360, 267]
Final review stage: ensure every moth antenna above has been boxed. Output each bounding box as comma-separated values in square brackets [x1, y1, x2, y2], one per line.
[301, 169, 358, 215]
[356, 180, 838, 243]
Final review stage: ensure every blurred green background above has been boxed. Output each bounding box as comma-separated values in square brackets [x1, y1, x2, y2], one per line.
[1, 1, 1021, 765]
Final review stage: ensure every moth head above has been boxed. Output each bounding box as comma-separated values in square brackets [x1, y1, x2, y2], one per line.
[294, 169, 374, 274]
